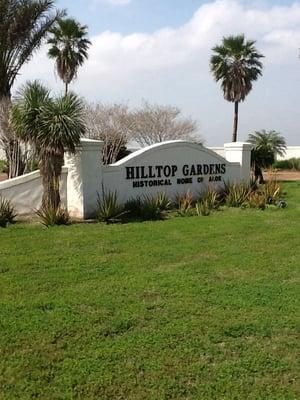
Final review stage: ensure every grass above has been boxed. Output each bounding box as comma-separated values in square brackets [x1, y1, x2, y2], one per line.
[0, 182, 299, 399]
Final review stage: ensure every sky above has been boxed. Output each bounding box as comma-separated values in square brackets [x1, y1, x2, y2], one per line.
[17, 0, 300, 146]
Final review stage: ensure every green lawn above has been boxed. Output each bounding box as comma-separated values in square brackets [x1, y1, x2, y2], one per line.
[0, 182, 299, 399]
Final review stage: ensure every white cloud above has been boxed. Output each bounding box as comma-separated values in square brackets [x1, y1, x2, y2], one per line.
[17, 0, 300, 145]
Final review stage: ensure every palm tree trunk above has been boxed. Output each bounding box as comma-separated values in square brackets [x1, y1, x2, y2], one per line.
[232, 101, 239, 142]
[65, 82, 68, 96]
[40, 151, 64, 209]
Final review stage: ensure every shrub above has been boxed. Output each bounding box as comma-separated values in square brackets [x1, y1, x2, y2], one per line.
[0, 197, 17, 227]
[139, 195, 164, 220]
[124, 197, 143, 218]
[273, 158, 300, 171]
[0, 160, 8, 174]
[223, 182, 253, 208]
[37, 205, 70, 227]
[125, 193, 170, 221]
[96, 190, 125, 224]
[176, 191, 194, 217]
[253, 179, 283, 206]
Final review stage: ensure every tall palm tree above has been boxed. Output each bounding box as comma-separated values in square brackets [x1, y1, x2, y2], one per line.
[248, 130, 287, 183]
[47, 18, 91, 95]
[10, 81, 86, 208]
[210, 34, 264, 142]
[0, 0, 63, 178]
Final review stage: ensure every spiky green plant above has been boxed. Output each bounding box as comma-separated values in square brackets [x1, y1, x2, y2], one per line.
[37, 205, 70, 227]
[0, 196, 17, 227]
[96, 191, 125, 224]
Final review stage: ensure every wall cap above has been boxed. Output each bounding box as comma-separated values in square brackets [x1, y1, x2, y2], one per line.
[224, 142, 253, 150]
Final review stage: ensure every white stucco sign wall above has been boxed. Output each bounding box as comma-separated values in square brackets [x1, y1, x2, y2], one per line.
[102, 141, 250, 204]
[0, 138, 252, 219]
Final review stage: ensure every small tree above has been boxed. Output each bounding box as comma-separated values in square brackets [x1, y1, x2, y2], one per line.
[248, 130, 287, 183]
[130, 102, 199, 147]
[10, 81, 85, 208]
[84, 103, 133, 165]
[210, 34, 264, 142]
[47, 18, 91, 95]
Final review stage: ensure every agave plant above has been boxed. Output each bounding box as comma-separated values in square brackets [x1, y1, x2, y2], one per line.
[96, 190, 125, 224]
[0, 196, 17, 227]
[37, 205, 70, 227]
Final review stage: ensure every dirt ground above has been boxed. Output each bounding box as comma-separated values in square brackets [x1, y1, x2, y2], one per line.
[264, 170, 300, 181]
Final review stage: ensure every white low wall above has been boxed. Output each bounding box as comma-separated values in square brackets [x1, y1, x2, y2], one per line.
[0, 148, 5, 160]
[276, 147, 300, 160]
[0, 168, 68, 215]
[210, 146, 300, 161]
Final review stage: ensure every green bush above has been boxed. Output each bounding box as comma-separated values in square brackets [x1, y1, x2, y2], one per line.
[0, 159, 8, 174]
[139, 195, 164, 220]
[96, 191, 125, 224]
[37, 205, 70, 227]
[273, 158, 300, 171]
[0, 197, 17, 227]
[125, 193, 170, 221]
[124, 197, 143, 218]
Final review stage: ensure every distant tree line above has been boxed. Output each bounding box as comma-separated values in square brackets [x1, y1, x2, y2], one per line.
[84, 102, 200, 165]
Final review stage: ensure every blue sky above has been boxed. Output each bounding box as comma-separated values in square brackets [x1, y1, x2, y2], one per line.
[56, 0, 296, 35]
[19, 0, 300, 145]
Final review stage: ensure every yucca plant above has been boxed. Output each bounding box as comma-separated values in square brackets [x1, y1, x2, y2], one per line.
[0, 197, 17, 227]
[36, 205, 70, 227]
[10, 81, 86, 210]
[96, 190, 125, 224]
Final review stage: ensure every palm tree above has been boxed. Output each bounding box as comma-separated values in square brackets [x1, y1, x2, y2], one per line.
[210, 34, 264, 142]
[10, 81, 86, 208]
[47, 18, 91, 95]
[0, 0, 63, 178]
[248, 130, 287, 183]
